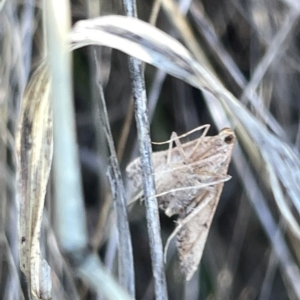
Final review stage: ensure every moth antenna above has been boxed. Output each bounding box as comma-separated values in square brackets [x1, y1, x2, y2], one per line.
[167, 132, 180, 164]
[152, 124, 210, 145]
[152, 176, 231, 199]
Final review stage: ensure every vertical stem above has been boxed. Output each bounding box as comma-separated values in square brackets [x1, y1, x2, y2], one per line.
[94, 59, 135, 296]
[45, 0, 88, 252]
[122, 1, 168, 299]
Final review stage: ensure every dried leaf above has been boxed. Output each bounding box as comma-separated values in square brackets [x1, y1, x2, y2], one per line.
[127, 126, 235, 280]
[16, 62, 52, 300]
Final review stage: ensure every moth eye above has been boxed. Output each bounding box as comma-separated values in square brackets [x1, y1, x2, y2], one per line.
[224, 134, 234, 144]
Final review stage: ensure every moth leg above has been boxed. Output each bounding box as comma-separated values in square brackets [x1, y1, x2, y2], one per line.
[164, 190, 215, 262]
[166, 132, 174, 164]
[167, 131, 188, 164]
[151, 124, 211, 163]
[169, 124, 211, 163]
[189, 124, 210, 159]
[127, 190, 144, 206]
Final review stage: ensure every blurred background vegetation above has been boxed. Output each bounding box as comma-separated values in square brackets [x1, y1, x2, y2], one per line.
[1, 0, 300, 299]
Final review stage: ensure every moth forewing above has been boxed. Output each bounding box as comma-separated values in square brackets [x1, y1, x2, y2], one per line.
[176, 189, 220, 280]
[126, 126, 236, 280]
[175, 128, 235, 280]
[176, 181, 225, 280]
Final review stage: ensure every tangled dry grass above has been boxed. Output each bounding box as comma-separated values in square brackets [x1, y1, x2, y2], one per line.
[1, 0, 300, 299]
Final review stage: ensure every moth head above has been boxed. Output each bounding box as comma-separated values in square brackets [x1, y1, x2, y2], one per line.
[219, 128, 236, 145]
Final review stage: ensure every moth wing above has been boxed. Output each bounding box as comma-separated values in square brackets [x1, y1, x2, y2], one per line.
[126, 158, 143, 197]
[176, 184, 223, 280]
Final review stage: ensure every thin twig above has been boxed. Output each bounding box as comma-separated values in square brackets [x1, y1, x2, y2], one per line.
[122, 0, 168, 299]
[94, 53, 135, 297]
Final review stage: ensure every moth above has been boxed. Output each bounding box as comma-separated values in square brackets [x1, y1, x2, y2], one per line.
[126, 125, 235, 280]
[16, 62, 52, 300]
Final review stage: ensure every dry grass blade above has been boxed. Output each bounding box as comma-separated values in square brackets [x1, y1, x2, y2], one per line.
[71, 15, 200, 87]
[16, 62, 52, 300]
[93, 56, 135, 295]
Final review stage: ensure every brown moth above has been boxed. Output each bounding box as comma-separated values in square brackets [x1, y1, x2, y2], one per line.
[126, 125, 236, 280]
[16, 62, 52, 300]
